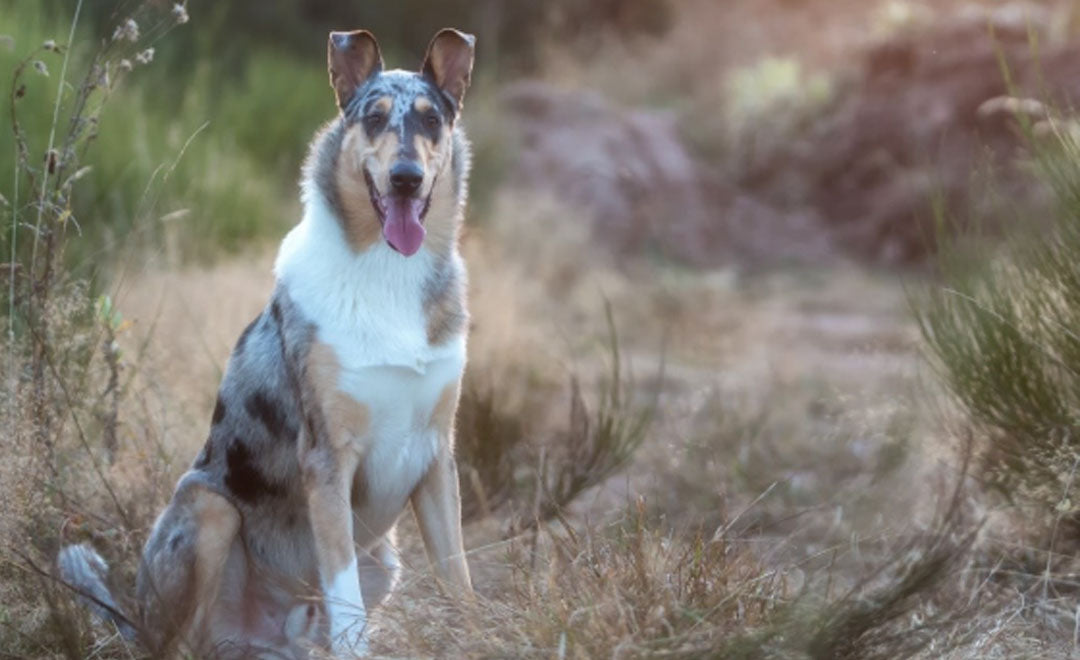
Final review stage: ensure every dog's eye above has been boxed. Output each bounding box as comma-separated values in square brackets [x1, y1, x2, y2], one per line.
[363, 112, 386, 131]
[423, 112, 441, 131]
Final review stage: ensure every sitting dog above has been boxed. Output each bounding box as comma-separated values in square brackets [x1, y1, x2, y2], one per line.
[59, 27, 477, 658]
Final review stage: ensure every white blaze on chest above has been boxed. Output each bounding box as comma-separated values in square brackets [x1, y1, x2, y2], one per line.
[276, 197, 462, 368]
[339, 355, 461, 519]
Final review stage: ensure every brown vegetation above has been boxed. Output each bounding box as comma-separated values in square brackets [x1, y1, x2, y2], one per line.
[5, 1, 1080, 658]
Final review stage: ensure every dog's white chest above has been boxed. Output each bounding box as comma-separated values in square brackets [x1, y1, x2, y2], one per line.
[275, 197, 467, 540]
[340, 347, 461, 475]
[278, 210, 466, 437]
[333, 347, 463, 546]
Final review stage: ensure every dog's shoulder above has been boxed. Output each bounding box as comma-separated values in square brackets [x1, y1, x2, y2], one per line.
[188, 291, 311, 504]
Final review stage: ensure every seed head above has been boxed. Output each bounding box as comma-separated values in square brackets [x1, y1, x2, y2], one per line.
[112, 18, 139, 43]
[172, 3, 190, 25]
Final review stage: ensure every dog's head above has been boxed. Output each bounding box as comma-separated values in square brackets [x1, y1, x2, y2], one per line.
[327, 28, 475, 257]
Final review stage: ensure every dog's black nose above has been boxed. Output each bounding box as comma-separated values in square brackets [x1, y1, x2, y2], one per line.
[389, 162, 424, 196]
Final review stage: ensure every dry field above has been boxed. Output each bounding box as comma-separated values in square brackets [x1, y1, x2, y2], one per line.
[56, 205, 1041, 657]
[5, 0, 1080, 658]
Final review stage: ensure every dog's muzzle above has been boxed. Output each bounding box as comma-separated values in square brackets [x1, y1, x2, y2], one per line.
[365, 161, 431, 257]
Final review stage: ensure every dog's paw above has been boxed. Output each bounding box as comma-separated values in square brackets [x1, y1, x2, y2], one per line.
[285, 602, 322, 648]
[323, 563, 370, 656]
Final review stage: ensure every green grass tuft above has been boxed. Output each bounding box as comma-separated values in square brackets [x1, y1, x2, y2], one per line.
[916, 106, 1080, 541]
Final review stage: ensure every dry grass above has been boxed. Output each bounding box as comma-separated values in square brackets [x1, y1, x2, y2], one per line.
[30, 222, 1010, 657]
[2, 196, 1018, 657]
[6, 1, 1080, 658]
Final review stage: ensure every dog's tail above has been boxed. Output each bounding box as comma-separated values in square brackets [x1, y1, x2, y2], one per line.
[56, 543, 137, 640]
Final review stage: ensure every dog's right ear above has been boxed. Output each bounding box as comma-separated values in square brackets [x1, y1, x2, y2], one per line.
[328, 30, 383, 112]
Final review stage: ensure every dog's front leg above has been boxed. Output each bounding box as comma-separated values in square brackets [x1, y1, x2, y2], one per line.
[301, 436, 367, 655]
[411, 442, 473, 594]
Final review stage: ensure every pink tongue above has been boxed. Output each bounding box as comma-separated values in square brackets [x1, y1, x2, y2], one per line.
[383, 197, 426, 256]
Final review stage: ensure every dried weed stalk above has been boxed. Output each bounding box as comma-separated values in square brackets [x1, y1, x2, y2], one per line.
[1, 3, 189, 657]
[457, 301, 658, 534]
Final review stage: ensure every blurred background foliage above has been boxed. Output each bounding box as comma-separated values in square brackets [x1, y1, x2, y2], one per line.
[9, 0, 1078, 272]
[0, 0, 671, 267]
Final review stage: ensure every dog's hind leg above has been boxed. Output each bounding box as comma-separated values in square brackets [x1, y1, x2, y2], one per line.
[136, 476, 241, 655]
[357, 525, 401, 610]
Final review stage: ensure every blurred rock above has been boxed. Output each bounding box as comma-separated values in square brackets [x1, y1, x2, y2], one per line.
[502, 82, 718, 265]
[500, 4, 1080, 267]
[746, 4, 1080, 263]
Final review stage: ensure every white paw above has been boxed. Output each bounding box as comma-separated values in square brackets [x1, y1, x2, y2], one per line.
[324, 561, 369, 657]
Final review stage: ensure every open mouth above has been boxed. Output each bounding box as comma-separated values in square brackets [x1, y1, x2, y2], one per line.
[364, 168, 432, 257]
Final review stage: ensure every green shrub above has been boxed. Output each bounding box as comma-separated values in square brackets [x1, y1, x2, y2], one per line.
[0, 3, 310, 269]
[916, 114, 1080, 538]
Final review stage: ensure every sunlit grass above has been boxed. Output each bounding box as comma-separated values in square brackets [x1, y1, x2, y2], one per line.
[5, 0, 1079, 657]
[916, 107, 1080, 537]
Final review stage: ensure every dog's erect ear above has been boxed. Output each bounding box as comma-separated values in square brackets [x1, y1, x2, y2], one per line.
[421, 28, 475, 111]
[328, 30, 383, 112]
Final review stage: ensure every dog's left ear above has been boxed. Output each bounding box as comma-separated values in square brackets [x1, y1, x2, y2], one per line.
[421, 28, 476, 111]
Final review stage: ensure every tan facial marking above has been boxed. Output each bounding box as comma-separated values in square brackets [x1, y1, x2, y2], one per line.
[410, 129, 459, 257]
[412, 131, 440, 172]
[414, 96, 433, 113]
[372, 129, 399, 174]
[374, 96, 392, 113]
[307, 342, 370, 449]
[336, 126, 400, 252]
